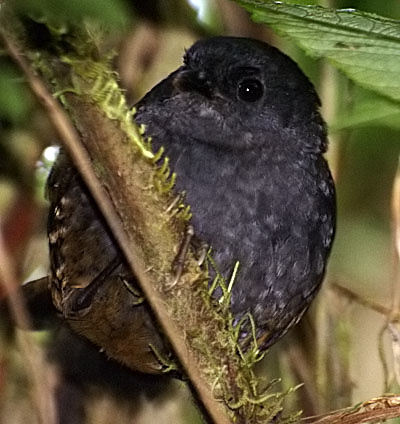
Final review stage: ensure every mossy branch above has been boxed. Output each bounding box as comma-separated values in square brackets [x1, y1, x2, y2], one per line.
[0, 6, 296, 423]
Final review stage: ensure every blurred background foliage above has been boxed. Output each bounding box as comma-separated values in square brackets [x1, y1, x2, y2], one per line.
[1, 0, 400, 423]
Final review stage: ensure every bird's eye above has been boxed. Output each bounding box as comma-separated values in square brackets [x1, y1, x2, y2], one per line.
[237, 78, 264, 102]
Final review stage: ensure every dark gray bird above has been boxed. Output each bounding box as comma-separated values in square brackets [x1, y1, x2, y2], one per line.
[31, 36, 336, 374]
[134, 36, 336, 346]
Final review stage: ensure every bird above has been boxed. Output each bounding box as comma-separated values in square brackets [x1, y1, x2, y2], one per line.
[26, 36, 337, 374]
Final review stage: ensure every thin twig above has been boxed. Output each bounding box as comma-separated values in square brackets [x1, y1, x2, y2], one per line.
[0, 230, 57, 424]
[330, 281, 400, 319]
[303, 395, 400, 423]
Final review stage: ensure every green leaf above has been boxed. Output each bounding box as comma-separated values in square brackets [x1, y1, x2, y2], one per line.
[235, 1, 400, 103]
[332, 89, 400, 131]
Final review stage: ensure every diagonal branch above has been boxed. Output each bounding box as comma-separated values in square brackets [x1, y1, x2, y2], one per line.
[0, 24, 232, 424]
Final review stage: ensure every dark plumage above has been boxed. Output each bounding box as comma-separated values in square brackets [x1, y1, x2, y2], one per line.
[46, 36, 336, 373]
